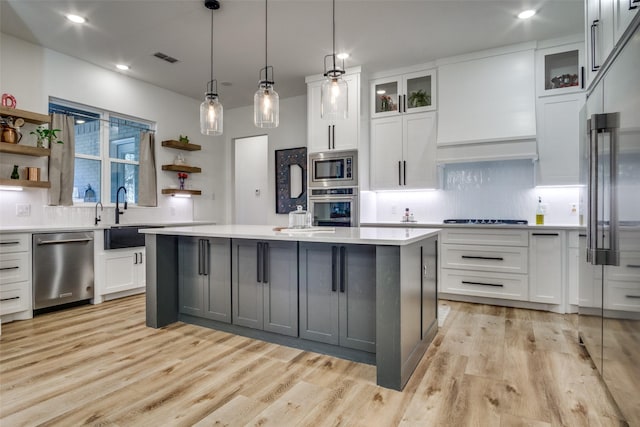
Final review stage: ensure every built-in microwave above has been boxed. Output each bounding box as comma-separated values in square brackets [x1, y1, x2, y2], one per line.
[309, 150, 358, 188]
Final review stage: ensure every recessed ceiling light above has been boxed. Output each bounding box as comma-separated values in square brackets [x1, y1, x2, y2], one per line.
[337, 53, 349, 60]
[517, 9, 536, 19]
[66, 14, 86, 24]
[116, 64, 130, 71]
[76, 119, 86, 124]
[376, 90, 386, 95]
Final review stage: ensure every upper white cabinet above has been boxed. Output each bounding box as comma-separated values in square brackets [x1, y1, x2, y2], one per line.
[536, 41, 585, 97]
[370, 69, 436, 118]
[436, 45, 537, 163]
[586, 0, 615, 86]
[535, 92, 586, 186]
[614, 0, 639, 43]
[370, 111, 437, 190]
[307, 69, 361, 153]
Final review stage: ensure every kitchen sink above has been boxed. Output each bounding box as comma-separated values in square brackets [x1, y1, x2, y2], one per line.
[104, 225, 162, 249]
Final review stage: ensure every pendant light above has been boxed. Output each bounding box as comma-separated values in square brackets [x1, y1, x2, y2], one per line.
[254, 0, 279, 128]
[321, 0, 347, 120]
[200, 0, 223, 135]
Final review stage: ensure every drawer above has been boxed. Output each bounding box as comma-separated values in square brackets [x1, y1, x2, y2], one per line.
[0, 234, 29, 254]
[605, 252, 640, 282]
[441, 228, 528, 247]
[568, 230, 586, 248]
[604, 284, 640, 312]
[0, 283, 29, 315]
[440, 269, 528, 301]
[0, 252, 29, 285]
[442, 244, 528, 274]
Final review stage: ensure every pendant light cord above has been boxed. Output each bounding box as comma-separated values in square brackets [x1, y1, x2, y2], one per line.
[332, 0, 336, 71]
[210, 8, 214, 85]
[265, 0, 268, 71]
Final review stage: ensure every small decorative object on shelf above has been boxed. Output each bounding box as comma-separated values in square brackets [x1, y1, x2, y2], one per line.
[11, 165, 20, 180]
[174, 153, 185, 165]
[379, 94, 394, 112]
[408, 89, 431, 108]
[179, 135, 190, 143]
[1, 93, 17, 109]
[84, 184, 96, 202]
[30, 126, 63, 148]
[549, 73, 579, 89]
[177, 172, 188, 190]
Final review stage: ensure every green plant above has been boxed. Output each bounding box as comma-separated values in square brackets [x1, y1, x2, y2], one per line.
[408, 90, 431, 108]
[179, 134, 189, 143]
[30, 126, 63, 146]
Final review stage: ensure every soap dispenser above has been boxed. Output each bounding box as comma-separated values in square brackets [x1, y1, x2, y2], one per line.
[536, 196, 544, 225]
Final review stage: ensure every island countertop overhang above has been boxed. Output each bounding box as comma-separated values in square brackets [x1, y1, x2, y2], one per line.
[140, 224, 440, 246]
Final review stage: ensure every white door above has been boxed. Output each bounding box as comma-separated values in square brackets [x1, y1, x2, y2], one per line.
[234, 135, 269, 224]
[370, 116, 403, 190]
[404, 111, 437, 189]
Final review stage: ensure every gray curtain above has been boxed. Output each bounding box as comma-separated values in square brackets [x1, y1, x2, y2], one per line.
[48, 113, 75, 206]
[138, 131, 157, 207]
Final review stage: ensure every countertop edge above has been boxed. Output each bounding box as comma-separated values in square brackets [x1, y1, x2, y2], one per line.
[360, 222, 584, 231]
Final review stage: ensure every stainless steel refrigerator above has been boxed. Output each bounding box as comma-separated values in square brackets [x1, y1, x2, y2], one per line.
[579, 15, 640, 426]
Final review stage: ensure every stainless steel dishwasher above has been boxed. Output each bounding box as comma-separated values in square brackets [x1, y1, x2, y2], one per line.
[33, 232, 94, 311]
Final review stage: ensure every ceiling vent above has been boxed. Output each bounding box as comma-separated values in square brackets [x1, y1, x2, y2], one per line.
[153, 52, 179, 63]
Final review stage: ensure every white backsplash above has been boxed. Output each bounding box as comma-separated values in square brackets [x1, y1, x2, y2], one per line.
[365, 160, 581, 225]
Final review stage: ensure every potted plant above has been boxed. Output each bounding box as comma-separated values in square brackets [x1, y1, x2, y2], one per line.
[30, 126, 63, 148]
[408, 89, 431, 108]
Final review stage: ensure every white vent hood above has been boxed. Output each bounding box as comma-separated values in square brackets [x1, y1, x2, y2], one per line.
[435, 43, 538, 164]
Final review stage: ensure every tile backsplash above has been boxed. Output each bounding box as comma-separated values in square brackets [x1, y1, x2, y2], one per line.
[363, 160, 581, 225]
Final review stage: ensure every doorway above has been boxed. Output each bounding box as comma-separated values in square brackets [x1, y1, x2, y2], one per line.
[234, 135, 268, 224]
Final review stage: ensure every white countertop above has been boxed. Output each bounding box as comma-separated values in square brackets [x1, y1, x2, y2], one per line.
[0, 221, 215, 234]
[140, 224, 440, 246]
[361, 221, 584, 231]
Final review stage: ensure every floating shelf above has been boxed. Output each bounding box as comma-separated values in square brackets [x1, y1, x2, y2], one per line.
[0, 107, 50, 124]
[161, 164, 202, 173]
[161, 140, 201, 151]
[0, 178, 50, 188]
[161, 189, 202, 196]
[0, 142, 51, 157]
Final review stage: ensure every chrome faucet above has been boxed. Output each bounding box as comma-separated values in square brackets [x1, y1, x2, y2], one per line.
[94, 201, 103, 226]
[115, 186, 127, 224]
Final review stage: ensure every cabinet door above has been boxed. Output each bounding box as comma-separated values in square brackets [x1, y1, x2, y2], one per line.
[536, 93, 585, 186]
[371, 76, 401, 118]
[403, 69, 436, 114]
[587, 0, 615, 86]
[299, 242, 340, 345]
[529, 232, 564, 304]
[614, 0, 639, 44]
[422, 238, 438, 339]
[404, 111, 437, 189]
[307, 81, 332, 153]
[339, 244, 376, 352]
[536, 42, 584, 97]
[178, 237, 204, 316]
[104, 250, 137, 294]
[232, 239, 263, 330]
[568, 236, 581, 306]
[332, 73, 360, 151]
[203, 238, 231, 323]
[135, 249, 146, 288]
[370, 116, 403, 190]
[263, 241, 298, 336]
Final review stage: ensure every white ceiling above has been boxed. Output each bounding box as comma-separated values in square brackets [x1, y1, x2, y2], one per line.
[1, 0, 584, 110]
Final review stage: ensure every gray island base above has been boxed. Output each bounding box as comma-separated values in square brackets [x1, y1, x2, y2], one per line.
[142, 225, 440, 391]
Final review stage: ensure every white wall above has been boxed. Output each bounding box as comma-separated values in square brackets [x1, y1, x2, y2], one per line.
[0, 33, 226, 227]
[221, 95, 307, 226]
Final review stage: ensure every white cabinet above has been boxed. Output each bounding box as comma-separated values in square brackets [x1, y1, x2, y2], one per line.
[103, 248, 146, 295]
[307, 71, 360, 153]
[370, 111, 437, 190]
[535, 92, 586, 185]
[536, 41, 585, 97]
[567, 231, 583, 306]
[529, 232, 564, 304]
[586, 0, 615, 86]
[370, 69, 436, 118]
[0, 233, 31, 318]
[614, 0, 639, 43]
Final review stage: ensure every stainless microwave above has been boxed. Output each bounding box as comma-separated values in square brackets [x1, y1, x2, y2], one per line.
[308, 150, 358, 188]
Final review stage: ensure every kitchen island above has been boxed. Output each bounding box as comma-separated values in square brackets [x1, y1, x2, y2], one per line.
[141, 225, 440, 390]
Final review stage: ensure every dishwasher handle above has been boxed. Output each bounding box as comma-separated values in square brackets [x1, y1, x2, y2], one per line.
[37, 238, 94, 245]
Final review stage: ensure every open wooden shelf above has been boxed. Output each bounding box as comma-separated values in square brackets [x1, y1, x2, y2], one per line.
[161, 188, 201, 196]
[0, 107, 50, 124]
[161, 140, 201, 151]
[0, 142, 51, 157]
[161, 164, 202, 173]
[0, 178, 50, 188]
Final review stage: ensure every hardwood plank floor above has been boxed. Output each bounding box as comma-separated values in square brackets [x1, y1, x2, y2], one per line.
[0, 296, 626, 426]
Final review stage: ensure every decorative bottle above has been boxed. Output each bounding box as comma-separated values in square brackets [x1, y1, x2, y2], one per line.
[536, 196, 544, 225]
[10, 165, 19, 180]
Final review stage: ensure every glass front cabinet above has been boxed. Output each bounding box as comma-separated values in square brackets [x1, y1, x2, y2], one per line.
[536, 41, 584, 97]
[371, 69, 436, 118]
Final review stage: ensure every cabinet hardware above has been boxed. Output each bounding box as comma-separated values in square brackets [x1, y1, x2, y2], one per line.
[403, 94, 407, 113]
[332, 125, 335, 149]
[591, 20, 600, 71]
[581, 66, 585, 89]
[462, 280, 504, 287]
[630, 0, 638, 10]
[0, 241, 20, 245]
[398, 95, 402, 113]
[532, 233, 559, 236]
[0, 296, 20, 302]
[257, 242, 263, 283]
[37, 238, 93, 245]
[627, 264, 640, 269]
[263, 242, 269, 283]
[139, 252, 143, 265]
[198, 239, 204, 275]
[398, 161, 402, 186]
[461, 255, 504, 261]
[403, 160, 407, 185]
[327, 126, 331, 150]
[339, 246, 346, 293]
[423, 264, 428, 277]
[134, 253, 138, 264]
[579, 234, 587, 237]
[203, 242, 209, 275]
[331, 246, 338, 292]
[0, 266, 19, 271]
[625, 295, 640, 299]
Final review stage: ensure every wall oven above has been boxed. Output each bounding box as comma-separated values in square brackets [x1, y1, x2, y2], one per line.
[308, 187, 358, 227]
[309, 150, 358, 188]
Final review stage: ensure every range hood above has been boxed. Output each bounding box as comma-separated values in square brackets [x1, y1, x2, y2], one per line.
[436, 135, 538, 164]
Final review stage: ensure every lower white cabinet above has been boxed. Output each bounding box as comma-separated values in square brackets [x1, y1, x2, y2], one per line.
[103, 247, 146, 294]
[0, 233, 31, 318]
[529, 232, 564, 304]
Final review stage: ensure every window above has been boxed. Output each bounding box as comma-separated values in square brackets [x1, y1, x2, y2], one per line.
[49, 101, 153, 205]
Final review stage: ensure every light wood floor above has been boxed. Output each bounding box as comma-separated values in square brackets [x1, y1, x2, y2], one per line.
[0, 296, 626, 426]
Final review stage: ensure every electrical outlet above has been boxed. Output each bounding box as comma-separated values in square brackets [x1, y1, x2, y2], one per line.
[16, 204, 31, 217]
[570, 203, 577, 216]
[391, 205, 397, 215]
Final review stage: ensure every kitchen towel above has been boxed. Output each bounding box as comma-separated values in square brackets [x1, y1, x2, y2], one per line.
[48, 113, 75, 206]
[138, 131, 157, 207]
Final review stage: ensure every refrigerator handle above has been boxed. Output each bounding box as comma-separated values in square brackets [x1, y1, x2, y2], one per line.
[587, 116, 597, 264]
[591, 20, 600, 72]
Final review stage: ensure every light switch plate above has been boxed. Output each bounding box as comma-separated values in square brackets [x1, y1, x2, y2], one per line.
[16, 204, 31, 217]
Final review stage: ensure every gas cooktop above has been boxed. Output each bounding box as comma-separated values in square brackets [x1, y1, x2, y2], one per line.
[443, 219, 528, 225]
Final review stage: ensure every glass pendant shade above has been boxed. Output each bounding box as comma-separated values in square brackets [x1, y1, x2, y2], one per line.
[254, 83, 279, 128]
[200, 93, 223, 135]
[321, 75, 348, 120]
